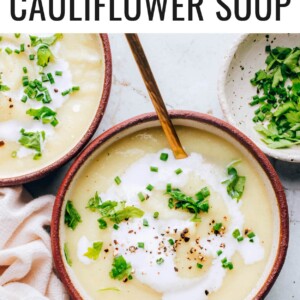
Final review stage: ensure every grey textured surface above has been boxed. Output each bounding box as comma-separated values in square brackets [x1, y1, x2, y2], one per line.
[26, 34, 299, 299]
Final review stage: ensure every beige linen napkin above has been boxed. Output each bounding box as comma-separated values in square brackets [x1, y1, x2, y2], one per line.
[0, 186, 68, 300]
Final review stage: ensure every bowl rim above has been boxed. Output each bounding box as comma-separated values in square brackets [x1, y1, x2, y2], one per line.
[218, 33, 300, 163]
[51, 110, 289, 300]
[0, 33, 112, 187]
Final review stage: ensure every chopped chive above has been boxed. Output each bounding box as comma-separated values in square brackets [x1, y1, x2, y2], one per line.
[175, 168, 183, 175]
[14, 49, 20, 54]
[113, 224, 119, 230]
[138, 242, 144, 249]
[150, 166, 158, 172]
[11, 151, 17, 158]
[72, 86, 80, 91]
[247, 232, 255, 239]
[143, 219, 149, 227]
[166, 183, 172, 193]
[15, 33, 21, 38]
[237, 236, 244, 242]
[5, 48, 12, 55]
[21, 95, 27, 103]
[160, 152, 169, 161]
[23, 67, 27, 74]
[156, 258, 164, 265]
[249, 239, 254, 243]
[213, 223, 223, 232]
[138, 192, 145, 202]
[168, 239, 174, 246]
[114, 176, 121, 185]
[61, 89, 71, 96]
[29, 54, 35, 60]
[232, 229, 241, 239]
[221, 258, 227, 264]
[20, 44, 25, 52]
[55, 71, 63, 76]
[197, 263, 203, 269]
[227, 262, 234, 270]
[41, 75, 49, 82]
[146, 184, 154, 191]
[217, 250, 223, 256]
[47, 73, 55, 84]
[153, 211, 159, 219]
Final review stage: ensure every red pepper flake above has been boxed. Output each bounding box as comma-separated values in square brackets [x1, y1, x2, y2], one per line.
[9, 104, 13, 108]
[104, 249, 109, 253]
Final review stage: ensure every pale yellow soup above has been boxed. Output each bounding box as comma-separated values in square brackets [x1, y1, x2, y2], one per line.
[0, 34, 104, 179]
[62, 127, 275, 300]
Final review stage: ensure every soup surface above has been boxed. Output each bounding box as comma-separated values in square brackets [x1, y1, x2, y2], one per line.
[0, 33, 104, 178]
[62, 127, 274, 300]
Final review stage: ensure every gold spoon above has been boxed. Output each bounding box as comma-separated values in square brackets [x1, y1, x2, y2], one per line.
[126, 34, 188, 159]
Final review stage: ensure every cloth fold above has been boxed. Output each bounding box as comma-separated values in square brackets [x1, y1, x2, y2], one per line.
[0, 186, 68, 300]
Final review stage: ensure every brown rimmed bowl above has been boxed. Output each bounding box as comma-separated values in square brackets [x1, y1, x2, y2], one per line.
[0, 34, 112, 187]
[51, 111, 289, 300]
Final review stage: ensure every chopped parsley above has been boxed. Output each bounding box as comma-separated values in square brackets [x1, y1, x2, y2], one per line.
[109, 256, 132, 281]
[222, 160, 246, 201]
[18, 128, 45, 160]
[166, 186, 210, 222]
[250, 46, 300, 149]
[64, 243, 72, 266]
[86, 195, 144, 229]
[197, 263, 203, 269]
[64, 200, 82, 230]
[26, 106, 58, 127]
[37, 45, 53, 67]
[84, 242, 103, 260]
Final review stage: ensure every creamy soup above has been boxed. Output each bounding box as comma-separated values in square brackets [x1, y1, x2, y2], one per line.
[0, 33, 104, 179]
[62, 127, 274, 300]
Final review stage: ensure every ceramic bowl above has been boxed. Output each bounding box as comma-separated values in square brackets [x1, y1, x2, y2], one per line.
[51, 111, 289, 300]
[219, 33, 300, 162]
[0, 34, 112, 187]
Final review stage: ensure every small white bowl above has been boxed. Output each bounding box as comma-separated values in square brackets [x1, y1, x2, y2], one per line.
[218, 33, 300, 163]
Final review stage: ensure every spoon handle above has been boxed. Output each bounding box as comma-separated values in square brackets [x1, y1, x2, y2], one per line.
[126, 34, 188, 159]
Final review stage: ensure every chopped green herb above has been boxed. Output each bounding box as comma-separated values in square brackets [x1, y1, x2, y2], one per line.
[21, 95, 27, 103]
[47, 72, 55, 84]
[14, 49, 20, 54]
[84, 242, 103, 260]
[98, 218, 108, 229]
[168, 239, 174, 246]
[153, 211, 159, 219]
[114, 176, 121, 185]
[15, 33, 21, 38]
[213, 223, 223, 233]
[86, 192, 101, 212]
[5, 48, 12, 55]
[0, 85, 10, 92]
[197, 263, 203, 269]
[166, 183, 172, 193]
[146, 184, 154, 191]
[222, 160, 246, 201]
[64, 243, 72, 266]
[29, 54, 35, 60]
[138, 192, 146, 202]
[64, 200, 82, 230]
[18, 128, 45, 160]
[113, 224, 119, 230]
[222, 258, 234, 270]
[61, 86, 80, 96]
[150, 166, 158, 172]
[237, 236, 244, 242]
[175, 168, 183, 175]
[166, 187, 210, 222]
[26, 106, 58, 127]
[143, 219, 149, 227]
[232, 229, 241, 239]
[156, 258, 164, 265]
[55, 71, 63, 76]
[110, 255, 132, 281]
[138, 242, 144, 249]
[30, 33, 63, 47]
[23, 67, 28, 74]
[247, 232, 256, 239]
[195, 186, 210, 201]
[20, 44, 25, 52]
[217, 250, 223, 256]
[160, 152, 169, 161]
